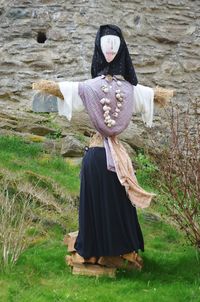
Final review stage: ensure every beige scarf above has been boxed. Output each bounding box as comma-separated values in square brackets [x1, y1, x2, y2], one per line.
[89, 132, 156, 208]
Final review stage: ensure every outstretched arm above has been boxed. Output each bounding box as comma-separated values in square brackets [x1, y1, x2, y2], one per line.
[32, 80, 64, 99]
[32, 80, 84, 121]
[133, 84, 174, 127]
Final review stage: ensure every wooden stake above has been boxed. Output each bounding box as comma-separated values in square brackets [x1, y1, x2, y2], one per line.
[72, 263, 116, 278]
[63, 231, 78, 252]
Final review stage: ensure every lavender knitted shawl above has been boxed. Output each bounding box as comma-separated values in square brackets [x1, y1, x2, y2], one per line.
[78, 75, 134, 171]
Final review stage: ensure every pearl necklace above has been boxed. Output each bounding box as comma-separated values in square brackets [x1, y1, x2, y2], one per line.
[100, 75, 124, 128]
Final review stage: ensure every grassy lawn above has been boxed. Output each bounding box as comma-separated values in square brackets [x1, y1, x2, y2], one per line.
[0, 218, 199, 302]
[0, 135, 199, 302]
[0, 135, 80, 195]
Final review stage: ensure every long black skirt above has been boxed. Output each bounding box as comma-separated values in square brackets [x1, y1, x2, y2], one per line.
[74, 147, 144, 259]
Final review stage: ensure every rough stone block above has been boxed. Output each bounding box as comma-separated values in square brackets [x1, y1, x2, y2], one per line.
[32, 92, 58, 113]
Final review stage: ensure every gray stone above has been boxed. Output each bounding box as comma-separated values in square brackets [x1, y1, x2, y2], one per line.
[6, 8, 30, 19]
[61, 134, 85, 157]
[0, 121, 18, 130]
[26, 125, 56, 136]
[42, 139, 61, 154]
[32, 93, 58, 113]
[181, 60, 200, 72]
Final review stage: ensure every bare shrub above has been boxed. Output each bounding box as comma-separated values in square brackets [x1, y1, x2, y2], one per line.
[0, 170, 78, 270]
[159, 100, 200, 249]
[0, 187, 31, 269]
[0, 177, 46, 270]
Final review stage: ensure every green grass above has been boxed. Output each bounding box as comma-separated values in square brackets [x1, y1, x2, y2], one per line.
[134, 152, 159, 192]
[0, 135, 80, 194]
[0, 135, 199, 302]
[0, 217, 199, 302]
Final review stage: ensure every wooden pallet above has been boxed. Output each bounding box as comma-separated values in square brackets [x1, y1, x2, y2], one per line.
[64, 230, 143, 277]
[72, 263, 116, 278]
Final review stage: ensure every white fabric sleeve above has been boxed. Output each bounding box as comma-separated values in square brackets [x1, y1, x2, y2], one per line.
[133, 84, 154, 127]
[57, 81, 84, 121]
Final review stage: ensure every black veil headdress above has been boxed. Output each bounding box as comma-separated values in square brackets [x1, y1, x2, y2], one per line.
[91, 24, 138, 85]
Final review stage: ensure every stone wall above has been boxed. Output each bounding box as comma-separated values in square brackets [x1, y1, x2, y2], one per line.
[0, 0, 199, 153]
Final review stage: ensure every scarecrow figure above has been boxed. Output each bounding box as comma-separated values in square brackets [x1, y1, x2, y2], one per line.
[33, 25, 173, 272]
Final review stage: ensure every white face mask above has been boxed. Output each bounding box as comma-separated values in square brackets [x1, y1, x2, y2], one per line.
[100, 35, 120, 63]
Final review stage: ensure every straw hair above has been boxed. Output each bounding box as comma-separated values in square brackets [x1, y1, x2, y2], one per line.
[32, 80, 64, 100]
[153, 86, 174, 107]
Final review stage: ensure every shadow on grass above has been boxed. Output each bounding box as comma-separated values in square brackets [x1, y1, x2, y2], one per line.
[17, 239, 199, 286]
[117, 251, 199, 285]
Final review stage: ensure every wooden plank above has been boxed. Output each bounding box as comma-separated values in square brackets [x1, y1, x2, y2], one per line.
[66, 252, 98, 266]
[71, 252, 85, 264]
[122, 252, 143, 264]
[63, 235, 68, 246]
[122, 260, 142, 271]
[121, 252, 143, 270]
[98, 256, 142, 271]
[65, 255, 73, 267]
[72, 263, 116, 278]
[98, 256, 125, 268]
[63, 231, 78, 252]
[83, 256, 97, 264]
